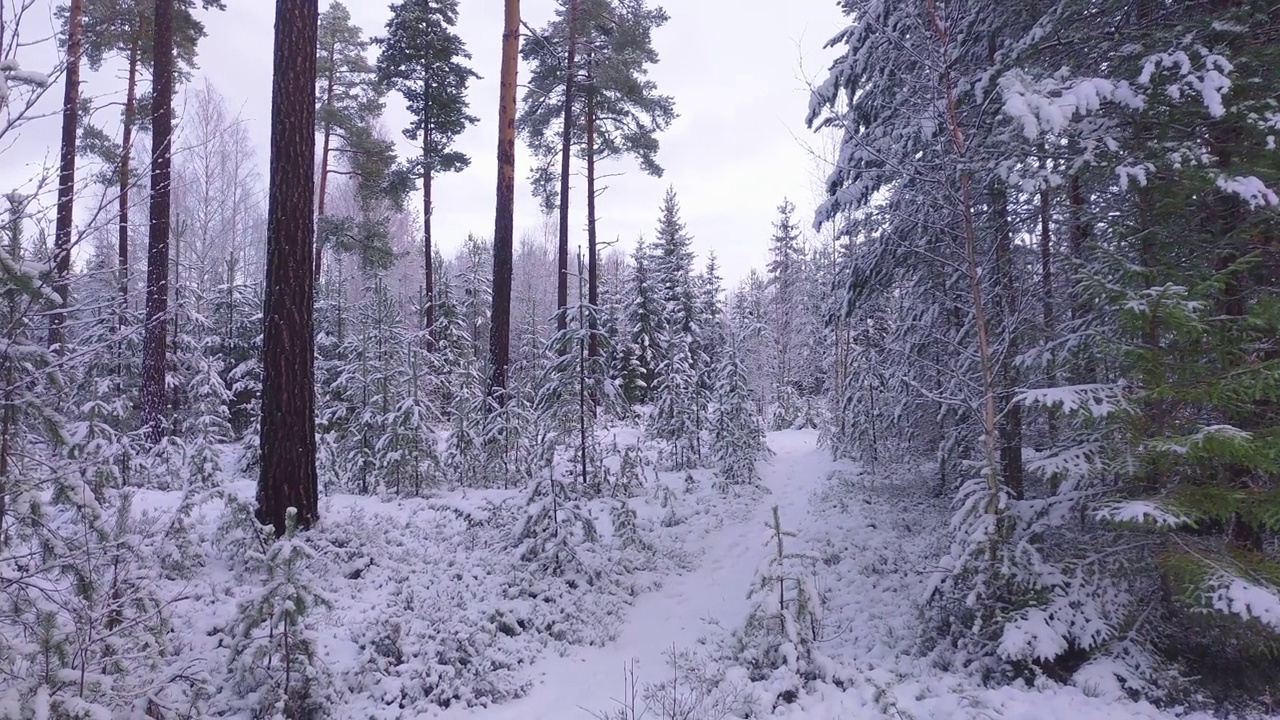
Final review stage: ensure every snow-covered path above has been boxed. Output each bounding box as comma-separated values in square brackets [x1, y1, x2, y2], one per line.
[443, 430, 832, 720]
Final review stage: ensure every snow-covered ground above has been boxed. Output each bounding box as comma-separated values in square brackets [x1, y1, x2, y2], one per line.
[133, 429, 1238, 718]
[440, 430, 828, 720]
[430, 430, 1226, 720]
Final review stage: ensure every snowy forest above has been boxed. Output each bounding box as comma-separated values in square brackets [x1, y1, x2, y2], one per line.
[1, 0, 1279, 717]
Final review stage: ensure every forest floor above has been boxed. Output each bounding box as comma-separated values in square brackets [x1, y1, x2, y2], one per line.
[439, 430, 829, 720]
[437, 430, 1224, 720]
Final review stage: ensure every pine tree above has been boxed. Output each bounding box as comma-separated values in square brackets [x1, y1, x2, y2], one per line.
[259, 0, 320, 537]
[47, 0, 83, 351]
[139, 0, 175, 439]
[487, 0, 521, 398]
[314, 1, 408, 280]
[578, 0, 673, 360]
[736, 506, 823, 685]
[227, 507, 331, 717]
[375, 0, 478, 335]
[77, 0, 226, 310]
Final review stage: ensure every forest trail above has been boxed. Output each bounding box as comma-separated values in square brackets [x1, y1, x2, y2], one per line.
[443, 429, 832, 720]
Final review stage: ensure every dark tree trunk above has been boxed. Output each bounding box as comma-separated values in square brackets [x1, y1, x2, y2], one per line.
[423, 164, 436, 341]
[555, 0, 579, 334]
[118, 43, 138, 317]
[586, 61, 599, 361]
[258, 0, 320, 537]
[140, 0, 174, 440]
[1067, 173, 1090, 321]
[313, 48, 335, 284]
[48, 0, 83, 351]
[1039, 177, 1057, 445]
[488, 0, 519, 399]
[313, 123, 332, 282]
[991, 183, 1024, 501]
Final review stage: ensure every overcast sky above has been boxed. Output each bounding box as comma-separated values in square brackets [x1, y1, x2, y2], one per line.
[3, 0, 846, 283]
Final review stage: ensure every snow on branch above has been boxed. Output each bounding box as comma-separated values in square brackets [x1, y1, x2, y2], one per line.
[1017, 383, 1127, 418]
[1138, 49, 1232, 118]
[999, 71, 1144, 141]
[1216, 174, 1279, 208]
[1093, 500, 1194, 529]
[1207, 574, 1280, 632]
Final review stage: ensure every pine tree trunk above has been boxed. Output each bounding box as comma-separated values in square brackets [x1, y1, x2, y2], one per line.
[577, 251, 589, 488]
[928, 0, 1001, 503]
[313, 51, 335, 283]
[488, 0, 519, 399]
[118, 44, 138, 317]
[586, 62, 599, 362]
[555, 0, 579, 334]
[258, 0, 320, 537]
[1039, 177, 1057, 446]
[48, 0, 83, 351]
[991, 184, 1024, 500]
[140, 0, 174, 440]
[423, 163, 436, 343]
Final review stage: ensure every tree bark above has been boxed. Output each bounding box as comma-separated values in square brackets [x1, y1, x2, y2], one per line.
[258, 0, 320, 537]
[423, 163, 435, 341]
[992, 183, 1024, 501]
[1039, 177, 1057, 445]
[118, 44, 138, 318]
[488, 0, 519, 399]
[140, 0, 174, 440]
[586, 59, 599, 361]
[313, 46, 335, 283]
[555, 0, 579, 334]
[928, 0, 1001, 505]
[48, 0, 84, 351]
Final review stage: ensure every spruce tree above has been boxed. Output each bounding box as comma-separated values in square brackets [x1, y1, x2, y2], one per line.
[616, 239, 660, 403]
[711, 330, 771, 487]
[811, 0, 1280, 698]
[764, 199, 810, 430]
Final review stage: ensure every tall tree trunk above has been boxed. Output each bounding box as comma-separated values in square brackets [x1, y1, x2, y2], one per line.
[1039, 177, 1057, 446]
[928, 0, 1001, 507]
[140, 0, 174, 440]
[48, 0, 84, 351]
[170, 214, 182, 365]
[1, 206, 21, 536]
[488, 0, 519, 399]
[118, 44, 138, 318]
[992, 183, 1024, 501]
[1067, 172, 1089, 322]
[555, 0, 579, 334]
[577, 249, 589, 487]
[258, 0, 320, 537]
[585, 60, 599, 361]
[423, 162, 435, 342]
[313, 50, 336, 283]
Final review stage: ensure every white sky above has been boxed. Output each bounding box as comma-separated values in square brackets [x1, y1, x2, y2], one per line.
[2, 0, 846, 283]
